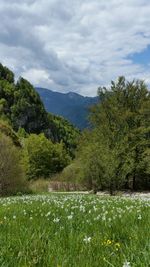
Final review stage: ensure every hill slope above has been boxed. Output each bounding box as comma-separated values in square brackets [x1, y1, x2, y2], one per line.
[0, 63, 79, 157]
[36, 87, 98, 129]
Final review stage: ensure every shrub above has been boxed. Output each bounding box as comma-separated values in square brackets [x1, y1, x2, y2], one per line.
[51, 161, 86, 191]
[29, 179, 49, 193]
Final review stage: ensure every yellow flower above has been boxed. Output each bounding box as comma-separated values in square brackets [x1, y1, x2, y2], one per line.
[115, 242, 120, 248]
[114, 242, 121, 251]
[106, 239, 112, 245]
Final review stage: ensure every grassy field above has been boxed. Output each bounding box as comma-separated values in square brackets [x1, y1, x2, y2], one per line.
[0, 194, 149, 267]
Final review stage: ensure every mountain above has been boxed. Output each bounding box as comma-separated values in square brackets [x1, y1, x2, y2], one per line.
[36, 87, 98, 129]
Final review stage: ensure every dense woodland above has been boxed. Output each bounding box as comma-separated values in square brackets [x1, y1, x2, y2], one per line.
[0, 63, 79, 195]
[0, 63, 150, 195]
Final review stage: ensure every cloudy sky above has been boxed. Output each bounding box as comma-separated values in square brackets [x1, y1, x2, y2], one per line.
[0, 0, 150, 96]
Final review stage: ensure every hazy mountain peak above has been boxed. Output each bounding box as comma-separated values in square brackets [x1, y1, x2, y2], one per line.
[36, 87, 98, 129]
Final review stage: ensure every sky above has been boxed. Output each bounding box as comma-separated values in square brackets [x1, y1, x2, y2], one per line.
[0, 0, 150, 96]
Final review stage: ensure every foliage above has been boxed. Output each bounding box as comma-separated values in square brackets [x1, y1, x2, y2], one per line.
[78, 130, 128, 193]
[0, 63, 79, 193]
[0, 80, 16, 118]
[11, 78, 49, 133]
[48, 113, 80, 157]
[29, 179, 49, 193]
[23, 133, 71, 179]
[0, 119, 21, 147]
[0, 63, 14, 83]
[0, 69, 48, 134]
[58, 161, 84, 184]
[0, 133, 27, 196]
[77, 77, 150, 193]
[0, 63, 79, 157]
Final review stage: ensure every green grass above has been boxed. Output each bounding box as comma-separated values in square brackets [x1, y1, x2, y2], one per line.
[0, 194, 149, 267]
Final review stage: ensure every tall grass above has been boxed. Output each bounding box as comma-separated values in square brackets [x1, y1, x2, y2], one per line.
[0, 194, 149, 267]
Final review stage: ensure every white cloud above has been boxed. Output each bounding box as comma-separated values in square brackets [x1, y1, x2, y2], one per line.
[22, 68, 53, 87]
[0, 0, 150, 96]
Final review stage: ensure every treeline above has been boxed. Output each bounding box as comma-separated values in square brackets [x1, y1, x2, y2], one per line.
[0, 62, 150, 196]
[0, 63, 79, 195]
[60, 77, 150, 193]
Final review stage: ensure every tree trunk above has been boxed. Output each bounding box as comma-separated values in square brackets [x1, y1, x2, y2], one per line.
[132, 146, 138, 191]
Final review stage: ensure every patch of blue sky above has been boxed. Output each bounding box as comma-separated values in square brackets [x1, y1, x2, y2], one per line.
[129, 45, 150, 66]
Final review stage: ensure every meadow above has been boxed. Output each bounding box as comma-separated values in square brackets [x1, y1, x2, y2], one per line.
[0, 194, 149, 267]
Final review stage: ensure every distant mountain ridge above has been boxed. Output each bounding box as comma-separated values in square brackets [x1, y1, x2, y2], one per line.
[36, 87, 98, 129]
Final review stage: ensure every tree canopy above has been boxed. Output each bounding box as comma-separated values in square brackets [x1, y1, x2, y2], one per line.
[77, 77, 150, 193]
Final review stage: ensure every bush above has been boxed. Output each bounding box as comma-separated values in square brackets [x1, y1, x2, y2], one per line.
[29, 179, 49, 193]
[0, 133, 27, 196]
[51, 161, 86, 191]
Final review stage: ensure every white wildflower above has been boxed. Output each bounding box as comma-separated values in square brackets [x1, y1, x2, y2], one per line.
[67, 215, 73, 220]
[45, 211, 51, 217]
[53, 218, 60, 223]
[123, 261, 131, 267]
[83, 236, 91, 244]
[138, 215, 142, 220]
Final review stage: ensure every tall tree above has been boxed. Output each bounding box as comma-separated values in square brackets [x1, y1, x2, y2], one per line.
[0, 133, 26, 196]
[78, 77, 150, 192]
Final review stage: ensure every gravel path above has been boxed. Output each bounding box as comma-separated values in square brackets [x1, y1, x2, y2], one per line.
[96, 191, 150, 200]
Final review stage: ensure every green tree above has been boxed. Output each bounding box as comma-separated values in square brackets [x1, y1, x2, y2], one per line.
[78, 77, 150, 193]
[24, 133, 70, 179]
[48, 113, 80, 158]
[96, 78, 149, 190]
[0, 63, 14, 83]
[78, 130, 129, 194]
[0, 133, 26, 196]
[0, 119, 21, 147]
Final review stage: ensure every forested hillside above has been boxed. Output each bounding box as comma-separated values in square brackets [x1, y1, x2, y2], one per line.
[0, 63, 79, 153]
[0, 63, 79, 195]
